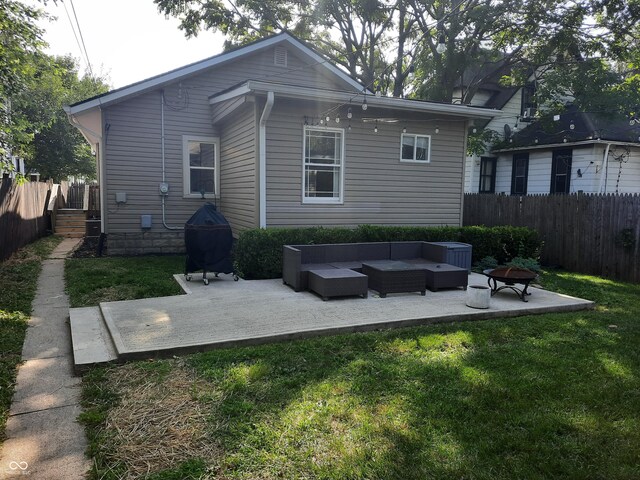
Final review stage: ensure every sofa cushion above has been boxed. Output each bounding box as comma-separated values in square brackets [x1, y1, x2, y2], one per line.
[300, 263, 337, 272]
[390, 242, 423, 260]
[298, 245, 326, 264]
[357, 242, 390, 261]
[323, 243, 359, 262]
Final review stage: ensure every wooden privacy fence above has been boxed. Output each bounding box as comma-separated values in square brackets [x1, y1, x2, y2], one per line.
[0, 179, 52, 262]
[464, 193, 640, 283]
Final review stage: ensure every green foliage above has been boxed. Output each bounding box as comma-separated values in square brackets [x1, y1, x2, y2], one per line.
[0, 234, 63, 440]
[0, 310, 28, 440]
[10, 54, 109, 181]
[472, 256, 498, 273]
[507, 256, 542, 273]
[466, 128, 502, 157]
[234, 225, 541, 279]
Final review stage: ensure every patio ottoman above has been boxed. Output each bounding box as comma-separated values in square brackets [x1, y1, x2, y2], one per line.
[308, 268, 369, 301]
[422, 263, 468, 291]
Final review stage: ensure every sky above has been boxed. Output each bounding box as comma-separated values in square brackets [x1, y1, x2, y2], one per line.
[33, 0, 225, 89]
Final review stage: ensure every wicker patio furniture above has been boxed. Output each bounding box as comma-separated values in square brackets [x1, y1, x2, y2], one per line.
[420, 263, 468, 291]
[361, 260, 426, 298]
[308, 268, 369, 301]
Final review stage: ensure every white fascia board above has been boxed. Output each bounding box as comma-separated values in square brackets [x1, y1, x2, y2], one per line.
[67, 33, 367, 115]
[492, 139, 640, 153]
[213, 80, 497, 119]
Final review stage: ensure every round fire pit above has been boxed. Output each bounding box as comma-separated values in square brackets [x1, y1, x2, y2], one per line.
[483, 267, 538, 302]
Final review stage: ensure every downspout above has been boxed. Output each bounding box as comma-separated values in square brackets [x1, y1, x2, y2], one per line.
[598, 143, 612, 194]
[259, 91, 274, 228]
[160, 90, 183, 230]
[459, 120, 470, 226]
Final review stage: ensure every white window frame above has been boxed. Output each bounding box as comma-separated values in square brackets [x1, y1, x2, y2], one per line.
[302, 125, 345, 204]
[182, 135, 220, 199]
[400, 133, 431, 163]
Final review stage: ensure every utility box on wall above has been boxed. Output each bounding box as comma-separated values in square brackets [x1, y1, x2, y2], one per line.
[140, 215, 152, 229]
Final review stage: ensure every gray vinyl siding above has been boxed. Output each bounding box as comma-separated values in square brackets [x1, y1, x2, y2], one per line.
[219, 102, 258, 232]
[103, 46, 352, 235]
[265, 99, 467, 227]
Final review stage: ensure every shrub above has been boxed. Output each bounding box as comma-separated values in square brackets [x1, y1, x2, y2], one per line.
[234, 225, 542, 280]
[507, 256, 542, 273]
[473, 256, 499, 273]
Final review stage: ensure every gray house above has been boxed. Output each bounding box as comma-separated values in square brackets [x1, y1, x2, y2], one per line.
[66, 33, 495, 254]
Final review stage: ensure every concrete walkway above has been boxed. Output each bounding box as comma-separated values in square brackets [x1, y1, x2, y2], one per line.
[1, 238, 89, 479]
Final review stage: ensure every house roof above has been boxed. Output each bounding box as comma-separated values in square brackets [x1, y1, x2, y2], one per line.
[65, 32, 368, 115]
[454, 59, 522, 111]
[209, 80, 498, 120]
[494, 105, 640, 152]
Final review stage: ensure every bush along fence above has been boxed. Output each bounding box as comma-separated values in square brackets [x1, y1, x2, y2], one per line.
[464, 193, 640, 283]
[233, 225, 541, 280]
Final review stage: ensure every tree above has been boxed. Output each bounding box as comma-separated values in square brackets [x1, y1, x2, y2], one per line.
[10, 54, 109, 181]
[0, 0, 46, 177]
[155, 0, 640, 113]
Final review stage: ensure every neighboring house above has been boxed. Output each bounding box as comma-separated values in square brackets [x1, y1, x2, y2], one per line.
[66, 33, 495, 255]
[1, 156, 25, 180]
[462, 75, 640, 195]
[1, 156, 40, 181]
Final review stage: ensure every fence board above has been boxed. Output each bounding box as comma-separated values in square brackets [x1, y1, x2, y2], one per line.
[0, 180, 52, 261]
[464, 193, 640, 283]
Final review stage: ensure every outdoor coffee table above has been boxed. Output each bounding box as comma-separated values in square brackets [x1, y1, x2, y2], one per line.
[483, 267, 538, 302]
[308, 268, 368, 301]
[421, 263, 468, 291]
[362, 260, 426, 298]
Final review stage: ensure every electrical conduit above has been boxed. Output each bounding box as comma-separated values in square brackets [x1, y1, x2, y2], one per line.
[160, 90, 183, 230]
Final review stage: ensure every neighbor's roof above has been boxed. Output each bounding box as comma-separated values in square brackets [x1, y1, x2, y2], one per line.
[210, 80, 498, 120]
[494, 105, 640, 152]
[65, 32, 369, 115]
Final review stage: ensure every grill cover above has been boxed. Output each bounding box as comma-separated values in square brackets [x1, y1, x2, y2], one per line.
[184, 203, 234, 274]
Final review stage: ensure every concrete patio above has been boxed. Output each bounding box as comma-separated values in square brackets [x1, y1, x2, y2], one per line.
[69, 272, 594, 371]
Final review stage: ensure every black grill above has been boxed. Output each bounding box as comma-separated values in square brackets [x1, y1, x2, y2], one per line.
[184, 203, 238, 285]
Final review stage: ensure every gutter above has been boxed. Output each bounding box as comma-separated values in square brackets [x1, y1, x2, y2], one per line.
[211, 80, 497, 120]
[259, 92, 274, 228]
[492, 139, 640, 154]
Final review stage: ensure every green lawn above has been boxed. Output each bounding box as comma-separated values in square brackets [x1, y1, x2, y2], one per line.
[65, 255, 185, 307]
[0, 235, 63, 440]
[73, 259, 640, 480]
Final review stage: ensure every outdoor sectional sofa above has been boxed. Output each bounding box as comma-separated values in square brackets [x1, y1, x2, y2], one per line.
[283, 241, 470, 298]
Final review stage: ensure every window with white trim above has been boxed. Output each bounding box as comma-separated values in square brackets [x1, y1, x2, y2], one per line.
[303, 126, 344, 203]
[182, 136, 219, 198]
[400, 133, 431, 163]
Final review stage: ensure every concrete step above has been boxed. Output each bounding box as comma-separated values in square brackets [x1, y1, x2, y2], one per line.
[69, 306, 119, 373]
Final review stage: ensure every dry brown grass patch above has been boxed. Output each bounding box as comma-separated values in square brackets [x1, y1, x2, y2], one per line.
[104, 360, 220, 477]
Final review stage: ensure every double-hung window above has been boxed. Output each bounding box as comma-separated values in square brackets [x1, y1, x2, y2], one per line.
[303, 126, 344, 203]
[479, 157, 497, 193]
[183, 136, 219, 198]
[550, 149, 572, 194]
[511, 153, 529, 195]
[400, 133, 431, 163]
